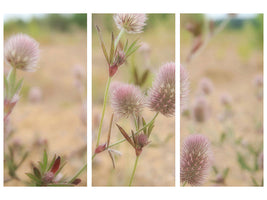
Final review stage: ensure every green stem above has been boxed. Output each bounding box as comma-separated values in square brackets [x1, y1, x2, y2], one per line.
[95, 28, 124, 149]
[108, 112, 159, 148]
[182, 181, 187, 186]
[114, 28, 125, 50]
[129, 155, 140, 186]
[92, 154, 96, 160]
[68, 164, 87, 184]
[96, 77, 112, 148]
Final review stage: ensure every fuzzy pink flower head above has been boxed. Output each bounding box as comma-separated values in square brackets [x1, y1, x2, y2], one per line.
[181, 134, 212, 186]
[199, 77, 213, 95]
[181, 65, 189, 112]
[4, 33, 40, 72]
[192, 96, 210, 123]
[114, 14, 147, 34]
[148, 62, 175, 117]
[110, 82, 144, 119]
[42, 172, 55, 184]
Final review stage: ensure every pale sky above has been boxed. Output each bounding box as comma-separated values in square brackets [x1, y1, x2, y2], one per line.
[4, 13, 258, 23]
[206, 13, 257, 20]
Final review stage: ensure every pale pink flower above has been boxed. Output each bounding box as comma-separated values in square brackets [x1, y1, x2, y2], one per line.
[28, 86, 43, 103]
[199, 77, 213, 95]
[192, 96, 210, 123]
[220, 93, 232, 106]
[110, 82, 144, 119]
[4, 33, 40, 72]
[148, 62, 175, 117]
[181, 65, 189, 112]
[181, 134, 212, 186]
[114, 14, 147, 34]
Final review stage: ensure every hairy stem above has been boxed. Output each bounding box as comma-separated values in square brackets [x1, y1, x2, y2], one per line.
[129, 155, 140, 186]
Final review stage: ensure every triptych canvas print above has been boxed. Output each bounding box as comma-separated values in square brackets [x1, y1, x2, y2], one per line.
[2, 13, 263, 187]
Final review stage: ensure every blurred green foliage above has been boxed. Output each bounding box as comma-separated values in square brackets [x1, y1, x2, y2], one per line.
[4, 14, 87, 38]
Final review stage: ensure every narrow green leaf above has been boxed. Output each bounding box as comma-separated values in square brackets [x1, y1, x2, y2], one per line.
[33, 167, 41, 179]
[237, 152, 251, 171]
[142, 117, 147, 134]
[26, 173, 42, 185]
[95, 25, 109, 63]
[148, 122, 155, 138]
[47, 155, 56, 172]
[140, 69, 149, 86]
[116, 124, 135, 148]
[109, 32, 115, 64]
[126, 39, 139, 55]
[108, 150, 115, 169]
[131, 130, 137, 146]
[14, 78, 24, 94]
[133, 67, 139, 85]
[43, 149, 48, 172]
[4, 75, 8, 97]
[124, 39, 129, 52]
[212, 166, 218, 174]
[126, 44, 141, 58]
[9, 68, 16, 96]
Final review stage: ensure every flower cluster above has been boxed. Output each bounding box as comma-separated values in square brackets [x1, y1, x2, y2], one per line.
[180, 134, 212, 186]
[110, 82, 145, 119]
[148, 62, 175, 117]
[5, 33, 40, 72]
[114, 14, 147, 34]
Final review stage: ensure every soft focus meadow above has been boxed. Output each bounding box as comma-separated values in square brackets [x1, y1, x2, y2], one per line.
[92, 14, 175, 186]
[4, 14, 87, 186]
[180, 14, 263, 186]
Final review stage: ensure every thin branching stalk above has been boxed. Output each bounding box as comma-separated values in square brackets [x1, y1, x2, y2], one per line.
[92, 112, 159, 160]
[108, 112, 159, 148]
[96, 77, 112, 147]
[95, 28, 125, 148]
[129, 155, 140, 186]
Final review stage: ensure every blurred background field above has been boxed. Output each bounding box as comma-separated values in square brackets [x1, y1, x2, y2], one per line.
[180, 14, 263, 186]
[4, 14, 87, 186]
[92, 14, 175, 186]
